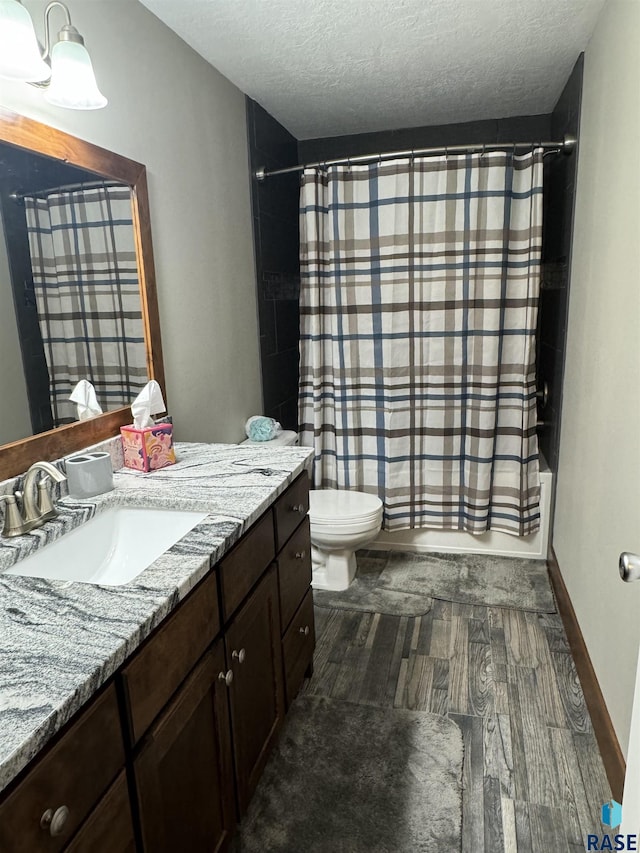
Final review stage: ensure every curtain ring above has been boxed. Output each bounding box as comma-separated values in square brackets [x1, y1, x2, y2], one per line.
[444, 145, 449, 161]
[346, 156, 351, 173]
[481, 143, 486, 158]
[410, 148, 415, 167]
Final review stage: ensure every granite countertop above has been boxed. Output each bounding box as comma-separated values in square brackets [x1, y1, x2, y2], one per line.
[0, 441, 313, 795]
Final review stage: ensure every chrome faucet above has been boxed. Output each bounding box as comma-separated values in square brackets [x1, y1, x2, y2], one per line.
[0, 461, 67, 537]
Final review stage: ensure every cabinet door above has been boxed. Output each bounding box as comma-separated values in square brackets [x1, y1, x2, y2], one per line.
[134, 642, 235, 853]
[225, 564, 285, 814]
[277, 516, 312, 632]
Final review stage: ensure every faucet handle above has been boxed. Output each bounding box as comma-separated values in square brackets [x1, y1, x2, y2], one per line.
[36, 477, 59, 522]
[22, 478, 44, 525]
[0, 494, 27, 538]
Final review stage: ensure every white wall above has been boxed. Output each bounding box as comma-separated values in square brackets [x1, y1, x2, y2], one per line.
[0, 207, 31, 445]
[0, 0, 262, 443]
[554, 0, 640, 756]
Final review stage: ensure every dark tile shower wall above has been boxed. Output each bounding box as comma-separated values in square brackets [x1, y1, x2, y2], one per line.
[0, 193, 53, 435]
[538, 55, 584, 472]
[298, 114, 552, 163]
[246, 99, 301, 429]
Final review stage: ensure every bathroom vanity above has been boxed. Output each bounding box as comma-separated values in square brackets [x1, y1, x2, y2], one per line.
[0, 442, 314, 852]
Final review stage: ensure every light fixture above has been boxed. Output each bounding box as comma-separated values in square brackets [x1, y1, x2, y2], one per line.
[0, 0, 51, 81]
[0, 0, 107, 109]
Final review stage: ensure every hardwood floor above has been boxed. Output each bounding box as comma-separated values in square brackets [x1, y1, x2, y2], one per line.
[303, 597, 612, 852]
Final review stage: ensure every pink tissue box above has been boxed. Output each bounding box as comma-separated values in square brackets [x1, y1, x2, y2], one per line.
[120, 423, 176, 472]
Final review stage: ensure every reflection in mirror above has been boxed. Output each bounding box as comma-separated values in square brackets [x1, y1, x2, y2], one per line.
[0, 108, 164, 482]
[0, 144, 148, 445]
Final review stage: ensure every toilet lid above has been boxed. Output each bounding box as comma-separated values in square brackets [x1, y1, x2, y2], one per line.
[309, 489, 383, 523]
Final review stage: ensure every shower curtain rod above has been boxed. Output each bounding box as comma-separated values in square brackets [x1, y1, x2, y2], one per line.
[9, 179, 123, 202]
[254, 133, 577, 181]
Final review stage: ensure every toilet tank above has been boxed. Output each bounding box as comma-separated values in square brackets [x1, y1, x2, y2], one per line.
[241, 430, 299, 447]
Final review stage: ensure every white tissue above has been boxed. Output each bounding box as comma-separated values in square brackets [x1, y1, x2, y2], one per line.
[131, 380, 166, 429]
[69, 380, 103, 420]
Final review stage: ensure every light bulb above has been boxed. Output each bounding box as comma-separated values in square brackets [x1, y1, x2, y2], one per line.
[0, 0, 51, 82]
[43, 39, 107, 110]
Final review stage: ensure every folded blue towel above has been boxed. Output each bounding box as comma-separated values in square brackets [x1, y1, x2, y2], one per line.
[245, 416, 281, 442]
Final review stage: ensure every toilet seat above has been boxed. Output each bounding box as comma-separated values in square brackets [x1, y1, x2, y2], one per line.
[309, 489, 383, 526]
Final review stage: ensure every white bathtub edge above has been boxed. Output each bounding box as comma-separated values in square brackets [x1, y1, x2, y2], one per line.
[373, 463, 553, 561]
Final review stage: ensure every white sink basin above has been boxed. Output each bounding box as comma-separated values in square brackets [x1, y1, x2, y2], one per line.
[4, 506, 208, 586]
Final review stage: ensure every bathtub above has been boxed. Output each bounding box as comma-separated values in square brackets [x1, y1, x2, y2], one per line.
[373, 454, 553, 560]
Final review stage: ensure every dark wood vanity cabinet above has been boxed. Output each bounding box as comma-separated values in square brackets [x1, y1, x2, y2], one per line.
[0, 472, 315, 853]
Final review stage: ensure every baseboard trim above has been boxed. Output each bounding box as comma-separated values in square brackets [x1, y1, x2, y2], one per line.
[547, 547, 625, 801]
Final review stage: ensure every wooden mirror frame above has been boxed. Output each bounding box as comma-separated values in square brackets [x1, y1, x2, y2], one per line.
[0, 108, 165, 480]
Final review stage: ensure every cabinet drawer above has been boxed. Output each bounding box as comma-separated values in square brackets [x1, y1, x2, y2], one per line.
[282, 588, 315, 708]
[219, 511, 275, 622]
[0, 684, 124, 853]
[274, 473, 309, 552]
[65, 771, 135, 853]
[121, 568, 220, 745]
[278, 517, 312, 632]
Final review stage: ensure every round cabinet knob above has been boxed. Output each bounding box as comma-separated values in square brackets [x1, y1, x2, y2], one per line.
[291, 504, 305, 514]
[295, 550, 306, 560]
[40, 805, 70, 837]
[299, 625, 310, 637]
[232, 648, 246, 664]
[218, 669, 233, 687]
[620, 552, 640, 582]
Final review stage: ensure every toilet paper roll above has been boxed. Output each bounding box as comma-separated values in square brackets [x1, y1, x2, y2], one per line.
[65, 452, 114, 499]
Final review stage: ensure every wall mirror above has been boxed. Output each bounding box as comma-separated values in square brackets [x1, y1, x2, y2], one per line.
[0, 107, 165, 480]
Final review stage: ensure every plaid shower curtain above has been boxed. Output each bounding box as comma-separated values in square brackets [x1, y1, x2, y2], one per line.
[24, 184, 148, 426]
[299, 151, 543, 535]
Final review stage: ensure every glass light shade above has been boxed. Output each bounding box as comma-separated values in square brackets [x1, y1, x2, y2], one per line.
[43, 39, 107, 110]
[0, 0, 51, 82]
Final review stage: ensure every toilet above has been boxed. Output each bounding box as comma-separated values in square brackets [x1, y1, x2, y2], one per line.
[241, 429, 383, 591]
[308, 489, 383, 591]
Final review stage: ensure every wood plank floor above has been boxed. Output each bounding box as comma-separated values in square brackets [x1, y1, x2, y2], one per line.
[303, 596, 612, 852]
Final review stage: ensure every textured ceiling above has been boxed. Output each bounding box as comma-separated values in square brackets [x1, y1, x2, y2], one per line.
[138, 0, 605, 140]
